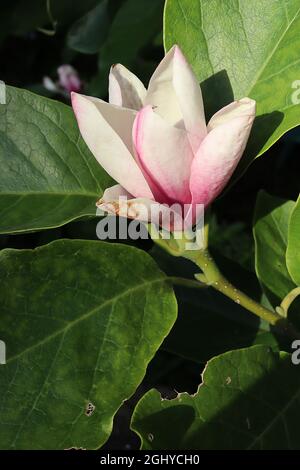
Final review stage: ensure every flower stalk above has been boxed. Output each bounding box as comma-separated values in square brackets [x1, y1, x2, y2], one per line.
[183, 248, 300, 340]
[276, 287, 300, 318]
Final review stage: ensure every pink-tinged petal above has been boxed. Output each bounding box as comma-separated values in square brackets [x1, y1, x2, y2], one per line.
[109, 64, 146, 110]
[207, 97, 256, 131]
[133, 105, 193, 205]
[145, 45, 206, 152]
[71, 92, 152, 199]
[97, 195, 185, 231]
[190, 98, 256, 207]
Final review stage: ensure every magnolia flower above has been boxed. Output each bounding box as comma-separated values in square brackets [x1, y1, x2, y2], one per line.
[57, 65, 82, 94]
[72, 46, 255, 231]
[44, 65, 82, 97]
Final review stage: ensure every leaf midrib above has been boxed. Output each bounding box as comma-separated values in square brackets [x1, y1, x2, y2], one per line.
[0, 191, 99, 198]
[247, 383, 300, 449]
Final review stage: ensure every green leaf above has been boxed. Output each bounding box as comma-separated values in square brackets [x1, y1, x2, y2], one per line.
[164, 0, 300, 178]
[96, 0, 163, 91]
[101, 0, 163, 62]
[131, 345, 300, 449]
[253, 191, 296, 306]
[0, 240, 177, 449]
[209, 215, 254, 271]
[286, 195, 300, 285]
[151, 246, 280, 364]
[0, 86, 112, 234]
[67, 1, 111, 54]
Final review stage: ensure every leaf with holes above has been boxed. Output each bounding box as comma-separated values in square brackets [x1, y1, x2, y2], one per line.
[0, 240, 177, 449]
[131, 345, 300, 449]
[0, 86, 112, 234]
[164, 0, 300, 179]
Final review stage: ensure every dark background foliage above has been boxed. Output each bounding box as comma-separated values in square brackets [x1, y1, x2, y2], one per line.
[1, 0, 300, 449]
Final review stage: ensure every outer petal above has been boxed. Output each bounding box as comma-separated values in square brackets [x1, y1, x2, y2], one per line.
[97, 194, 185, 232]
[133, 105, 193, 205]
[71, 92, 152, 199]
[109, 64, 147, 110]
[96, 184, 131, 216]
[207, 97, 255, 131]
[145, 45, 206, 152]
[190, 98, 256, 207]
[100, 184, 132, 201]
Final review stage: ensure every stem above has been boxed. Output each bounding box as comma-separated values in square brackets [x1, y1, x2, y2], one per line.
[184, 248, 300, 339]
[277, 287, 300, 318]
[168, 276, 207, 289]
[203, 206, 210, 249]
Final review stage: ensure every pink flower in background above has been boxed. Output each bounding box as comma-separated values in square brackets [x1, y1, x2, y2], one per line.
[44, 65, 82, 97]
[72, 45, 256, 231]
[57, 65, 82, 94]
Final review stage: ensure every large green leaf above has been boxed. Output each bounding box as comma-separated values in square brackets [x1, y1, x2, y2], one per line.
[253, 191, 296, 306]
[131, 345, 300, 449]
[0, 86, 112, 234]
[0, 240, 177, 449]
[287, 195, 300, 285]
[164, 0, 300, 178]
[92, 0, 163, 96]
[100, 0, 163, 64]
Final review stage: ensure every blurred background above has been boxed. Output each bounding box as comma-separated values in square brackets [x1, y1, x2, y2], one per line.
[0, 0, 164, 100]
[1, 0, 300, 449]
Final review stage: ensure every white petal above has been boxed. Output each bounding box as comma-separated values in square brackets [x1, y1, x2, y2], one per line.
[109, 64, 147, 110]
[207, 97, 256, 131]
[145, 45, 207, 152]
[71, 92, 152, 199]
[100, 184, 132, 201]
[97, 195, 185, 231]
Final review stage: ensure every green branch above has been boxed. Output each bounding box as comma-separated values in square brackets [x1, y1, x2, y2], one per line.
[183, 248, 300, 340]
